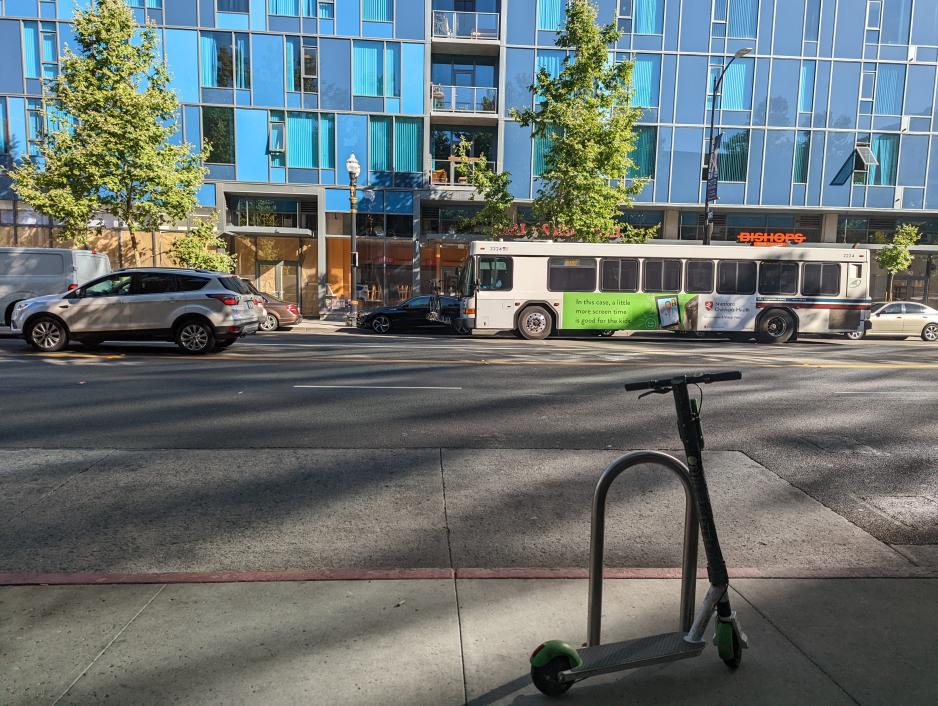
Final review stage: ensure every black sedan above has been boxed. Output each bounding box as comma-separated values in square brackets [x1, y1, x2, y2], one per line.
[357, 296, 462, 334]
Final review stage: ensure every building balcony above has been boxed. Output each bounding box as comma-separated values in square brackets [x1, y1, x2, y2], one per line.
[432, 10, 500, 41]
[430, 157, 497, 187]
[431, 84, 498, 115]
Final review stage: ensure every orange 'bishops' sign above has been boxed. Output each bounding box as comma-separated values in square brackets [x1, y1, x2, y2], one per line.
[737, 232, 807, 247]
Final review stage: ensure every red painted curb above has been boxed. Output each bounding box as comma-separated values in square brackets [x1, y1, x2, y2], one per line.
[0, 566, 932, 586]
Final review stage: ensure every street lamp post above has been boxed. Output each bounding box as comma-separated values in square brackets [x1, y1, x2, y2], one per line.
[704, 47, 752, 246]
[346, 153, 361, 324]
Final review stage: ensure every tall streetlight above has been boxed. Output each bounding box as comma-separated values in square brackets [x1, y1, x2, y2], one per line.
[346, 153, 361, 323]
[703, 47, 752, 246]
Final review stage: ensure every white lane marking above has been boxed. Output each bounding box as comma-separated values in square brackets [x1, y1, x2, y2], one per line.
[294, 384, 463, 390]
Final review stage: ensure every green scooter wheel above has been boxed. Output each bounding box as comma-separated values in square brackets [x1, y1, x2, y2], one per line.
[716, 622, 742, 669]
[531, 655, 574, 696]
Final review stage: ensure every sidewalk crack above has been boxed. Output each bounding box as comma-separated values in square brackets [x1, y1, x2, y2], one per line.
[51, 583, 166, 705]
[440, 448, 469, 705]
[731, 583, 861, 706]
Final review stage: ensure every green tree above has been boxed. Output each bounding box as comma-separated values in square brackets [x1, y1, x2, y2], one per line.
[169, 215, 235, 272]
[875, 223, 921, 301]
[511, 0, 646, 243]
[453, 139, 514, 238]
[10, 0, 206, 262]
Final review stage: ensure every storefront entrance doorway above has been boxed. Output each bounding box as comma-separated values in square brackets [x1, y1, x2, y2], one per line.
[258, 260, 299, 304]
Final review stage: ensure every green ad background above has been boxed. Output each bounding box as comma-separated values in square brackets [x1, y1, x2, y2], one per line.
[561, 292, 695, 330]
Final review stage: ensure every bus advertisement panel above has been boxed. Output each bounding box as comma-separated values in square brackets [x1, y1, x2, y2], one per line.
[560, 292, 757, 332]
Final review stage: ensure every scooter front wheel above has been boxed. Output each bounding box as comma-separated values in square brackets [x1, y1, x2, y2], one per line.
[531, 655, 574, 696]
[716, 622, 742, 669]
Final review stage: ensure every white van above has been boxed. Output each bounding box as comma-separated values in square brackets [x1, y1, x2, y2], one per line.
[1, 248, 111, 325]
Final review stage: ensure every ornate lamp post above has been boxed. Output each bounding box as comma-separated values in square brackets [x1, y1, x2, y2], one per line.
[704, 47, 752, 246]
[346, 153, 361, 323]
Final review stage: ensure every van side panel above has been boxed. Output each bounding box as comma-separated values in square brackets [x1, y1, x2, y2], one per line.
[73, 252, 112, 285]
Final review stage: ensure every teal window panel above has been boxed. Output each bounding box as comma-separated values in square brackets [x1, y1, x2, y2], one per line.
[23, 22, 41, 79]
[164, 29, 199, 103]
[353, 41, 383, 96]
[869, 133, 899, 186]
[319, 113, 335, 168]
[270, 0, 300, 15]
[718, 128, 749, 182]
[363, 0, 392, 22]
[369, 115, 392, 171]
[287, 111, 318, 168]
[793, 131, 810, 184]
[394, 117, 422, 172]
[235, 108, 269, 182]
[632, 54, 660, 108]
[799, 62, 816, 114]
[634, 0, 664, 34]
[628, 125, 656, 178]
[537, 0, 564, 31]
[874, 64, 905, 116]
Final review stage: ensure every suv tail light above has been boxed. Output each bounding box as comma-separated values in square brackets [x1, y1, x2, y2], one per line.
[288, 304, 299, 315]
[207, 294, 240, 306]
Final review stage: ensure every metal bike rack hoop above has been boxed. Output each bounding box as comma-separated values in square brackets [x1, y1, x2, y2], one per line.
[587, 450, 699, 647]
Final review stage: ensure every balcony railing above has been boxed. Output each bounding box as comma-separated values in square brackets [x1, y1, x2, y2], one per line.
[432, 10, 499, 40]
[431, 84, 498, 113]
[430, 157, 497, 186]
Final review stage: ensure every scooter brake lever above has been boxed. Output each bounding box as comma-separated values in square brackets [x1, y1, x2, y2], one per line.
[638, 387, 671, 400]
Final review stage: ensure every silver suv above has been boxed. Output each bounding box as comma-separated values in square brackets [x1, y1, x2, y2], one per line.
[11, 268, 259, 354]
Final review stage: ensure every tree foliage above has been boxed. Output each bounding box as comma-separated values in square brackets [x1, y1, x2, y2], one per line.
[511, 0, 646, 243]
[10, 0, 206, 246]
[453, 139, 514, 238]
[169, 215, 235, 273]
[875, 223, 921, 301]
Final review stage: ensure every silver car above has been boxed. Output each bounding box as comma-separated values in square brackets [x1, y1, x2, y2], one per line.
[11, 268, 259, 354]
[846, 301, 938, 341]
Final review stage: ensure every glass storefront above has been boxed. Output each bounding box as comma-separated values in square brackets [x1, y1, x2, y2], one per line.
[679, 211, 822, 243]
[229, 233, 318, 315]
[837, 216, 938, 245]
[420, 239, 469, 294]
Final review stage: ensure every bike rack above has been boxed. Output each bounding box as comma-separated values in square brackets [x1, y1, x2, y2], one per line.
[587, 451, 700, 647]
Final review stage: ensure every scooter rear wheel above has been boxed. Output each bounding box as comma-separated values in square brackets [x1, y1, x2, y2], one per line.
[531, 655, 574, 696]
[716, 622, 742, 669]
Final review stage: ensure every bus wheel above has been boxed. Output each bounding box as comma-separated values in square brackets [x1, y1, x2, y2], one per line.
[757, 309, 796, 344]
[518, 306, 553, 340]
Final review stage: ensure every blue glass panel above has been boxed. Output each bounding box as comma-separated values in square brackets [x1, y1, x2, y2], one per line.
[912, 1, 938, 44]
[368, 116, 392, 171]
[772, 0, 804, 55]
[251, 35, 285, 108]
[505, 48, 535, 117]
[799, 62, 815, 113]
[762, 130, 795, 203]
[508, 0, 537, 45]
[503, 122, 532, 199]
[401, 43, 424, 115]
[869, 134, 899, 186]
[874, 64, 904, 116]
[906, 65, 936, 117]
[881, 0, 912, 44]
[678, 0, 708, 51]
[833, 0, 863, 57]
[653, 126, 671, 202]
[675, 56, 707, 124]
[197, 184, 216, 207]
[320, 38, 351, 111]
[394, 117, 422, 172]
[325, 187, 351, 211]
[235, 108, 268, 182]
[670, 127, 704, 203]
[898, 134, 927, 187]
[727, 0, 757, 38]
[632, 54, 660, 108]
[22, 22, 40, 79]
[287, 111, 317, 168]
[164, 30, 199, 103]
[537, 0, 564, 31]
[829, 61, 860, 129]
[805, 0, 821, 41]
[634, 0, 663, 34]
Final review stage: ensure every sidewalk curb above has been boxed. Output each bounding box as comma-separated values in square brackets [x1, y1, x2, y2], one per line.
[2, 566, 935, 586]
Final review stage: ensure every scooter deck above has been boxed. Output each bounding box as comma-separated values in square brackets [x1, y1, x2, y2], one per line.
[564, 632, 704, 681]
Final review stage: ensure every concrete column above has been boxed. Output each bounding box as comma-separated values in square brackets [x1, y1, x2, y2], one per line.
[662, 209, 680, 239]
[820, 212, 839, 242]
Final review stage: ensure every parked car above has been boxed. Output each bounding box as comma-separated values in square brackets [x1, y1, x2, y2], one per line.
[358, 295, 461, 334]
[1, 247, 111, 325]
[846, 301, 938, 341]
[240, 278, 303, 331]
[11, 268, 259, 354]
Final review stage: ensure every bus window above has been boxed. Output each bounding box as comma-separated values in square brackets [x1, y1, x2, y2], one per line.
[642, 259, 682, 293]
[478, 256, 512, 291]
[548, 257, 597, 292]
[758, 261, 799, 295]
[717, 261, 757, 295]
[685, 260, 714, 294]
[802, 263, 840, 296]
[600, 258, 639, 292]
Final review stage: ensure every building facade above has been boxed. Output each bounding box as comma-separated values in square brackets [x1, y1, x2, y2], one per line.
[1, 0, 937, 313]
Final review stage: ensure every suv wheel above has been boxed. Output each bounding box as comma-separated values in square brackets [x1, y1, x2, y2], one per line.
[175, 320, 216, 354]
[26, 316, 68, 352]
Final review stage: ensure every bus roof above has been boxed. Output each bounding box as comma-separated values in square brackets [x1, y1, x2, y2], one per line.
[469, 240, 869, 262]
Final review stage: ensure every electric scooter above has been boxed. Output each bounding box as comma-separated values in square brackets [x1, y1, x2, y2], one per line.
[529, 370, 748, 696]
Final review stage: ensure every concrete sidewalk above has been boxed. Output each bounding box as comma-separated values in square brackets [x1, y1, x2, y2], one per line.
[3, 576, 936, 705]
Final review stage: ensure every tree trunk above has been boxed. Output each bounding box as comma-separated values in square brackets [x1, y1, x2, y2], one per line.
[117, 222, 123, 269]
[885, 271, 895, 301]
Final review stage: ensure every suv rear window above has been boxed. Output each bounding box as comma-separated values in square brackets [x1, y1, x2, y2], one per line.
[176, 275, 209, 291]
[218, 276, 250, 294]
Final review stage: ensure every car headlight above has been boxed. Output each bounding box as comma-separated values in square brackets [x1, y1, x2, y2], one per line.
[13, 302, 29, 311]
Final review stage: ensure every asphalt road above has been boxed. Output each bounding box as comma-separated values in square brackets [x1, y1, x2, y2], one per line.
[0, 327, 935, 550]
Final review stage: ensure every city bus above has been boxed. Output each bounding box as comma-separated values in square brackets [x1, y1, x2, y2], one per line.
[455, 241, 871, 343]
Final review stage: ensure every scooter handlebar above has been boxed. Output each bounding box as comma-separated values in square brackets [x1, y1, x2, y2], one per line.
[624, 370, 742, 392]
